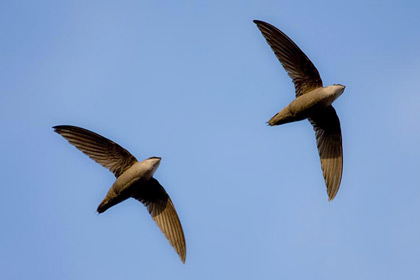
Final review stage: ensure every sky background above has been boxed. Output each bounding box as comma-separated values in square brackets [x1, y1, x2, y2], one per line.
[1, 0, 420, 279]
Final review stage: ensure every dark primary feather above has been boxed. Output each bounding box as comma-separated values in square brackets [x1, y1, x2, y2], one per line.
[133, 178, 186, 263]
[308, 106, 343, 200]
[254, 20, 323, 97]
[53, 125, 138, 178]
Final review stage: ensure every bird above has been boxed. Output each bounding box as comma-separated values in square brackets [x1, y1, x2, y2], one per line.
[53, 125, 186, 262]
[254, 20, 345, 200]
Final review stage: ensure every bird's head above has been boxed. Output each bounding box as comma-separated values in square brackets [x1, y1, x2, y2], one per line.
[146, 156, 161, 169]
[330, 84, 345, 96]
[323, 84, 345, 105]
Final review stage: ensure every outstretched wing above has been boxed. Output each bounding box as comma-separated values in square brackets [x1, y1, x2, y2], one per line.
[254, 20, 323, 97]
[133, 178, 186, 263]
[53, 125, 137, 178]
[308, 106, 343, 200]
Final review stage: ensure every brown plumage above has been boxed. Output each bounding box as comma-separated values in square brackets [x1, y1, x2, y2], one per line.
[54, 125, 186, 262]
[254, 20, 344, 200]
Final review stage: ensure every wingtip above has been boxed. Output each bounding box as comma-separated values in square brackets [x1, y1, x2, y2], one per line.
[253, 20, 271, 28]
[253, 19, 264, 25]
[52, 125, 69, 133]
[177, 244, 186, 263]
[328, 192, 337, 201]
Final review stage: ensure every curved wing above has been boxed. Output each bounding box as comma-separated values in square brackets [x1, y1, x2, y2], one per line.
[254, 20, 323, 97]
[53, 125, 137, 178]
[133, 178, 186, 263]
[308, 106, 343, 200]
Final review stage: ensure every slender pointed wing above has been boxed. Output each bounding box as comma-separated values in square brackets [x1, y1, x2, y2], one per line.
[254, 20, 323, 97]
[133, 178, 186, 263]
[53, 125, 137, 178]
[308, 106, 343, 200]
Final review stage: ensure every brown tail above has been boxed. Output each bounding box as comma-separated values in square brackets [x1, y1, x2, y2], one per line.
[97, 195, 130, 213]
[97, 199, 109, 213]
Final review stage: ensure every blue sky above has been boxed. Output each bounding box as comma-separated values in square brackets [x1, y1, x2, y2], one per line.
[2, 0, 420, 279]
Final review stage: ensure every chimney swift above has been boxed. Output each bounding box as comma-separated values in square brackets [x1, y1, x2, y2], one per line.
[53, 125, 186, 262]
[254, 20, 344, 200]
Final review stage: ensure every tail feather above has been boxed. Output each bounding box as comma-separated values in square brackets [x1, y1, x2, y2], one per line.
[268, 110, 296, 126]
[97, 199, 109, 213]
[97, 194, 130, 213]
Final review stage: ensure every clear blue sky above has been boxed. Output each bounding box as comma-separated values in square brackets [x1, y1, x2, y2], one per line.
[2, 0, 420, 279]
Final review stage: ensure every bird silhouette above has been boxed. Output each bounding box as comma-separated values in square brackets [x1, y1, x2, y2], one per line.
[54, 125, 186, 262]
[254, 20, 345, 200]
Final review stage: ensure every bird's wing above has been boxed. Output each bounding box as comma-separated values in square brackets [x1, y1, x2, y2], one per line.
[254, 20, 323, 97]
[133, 178, 186, 263]
[308, 106, 343, 200]
[53, 125, 137, 178]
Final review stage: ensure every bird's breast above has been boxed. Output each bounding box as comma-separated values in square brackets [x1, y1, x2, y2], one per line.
[111, 161, 159, 194]
[292, 88, 339, 112]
